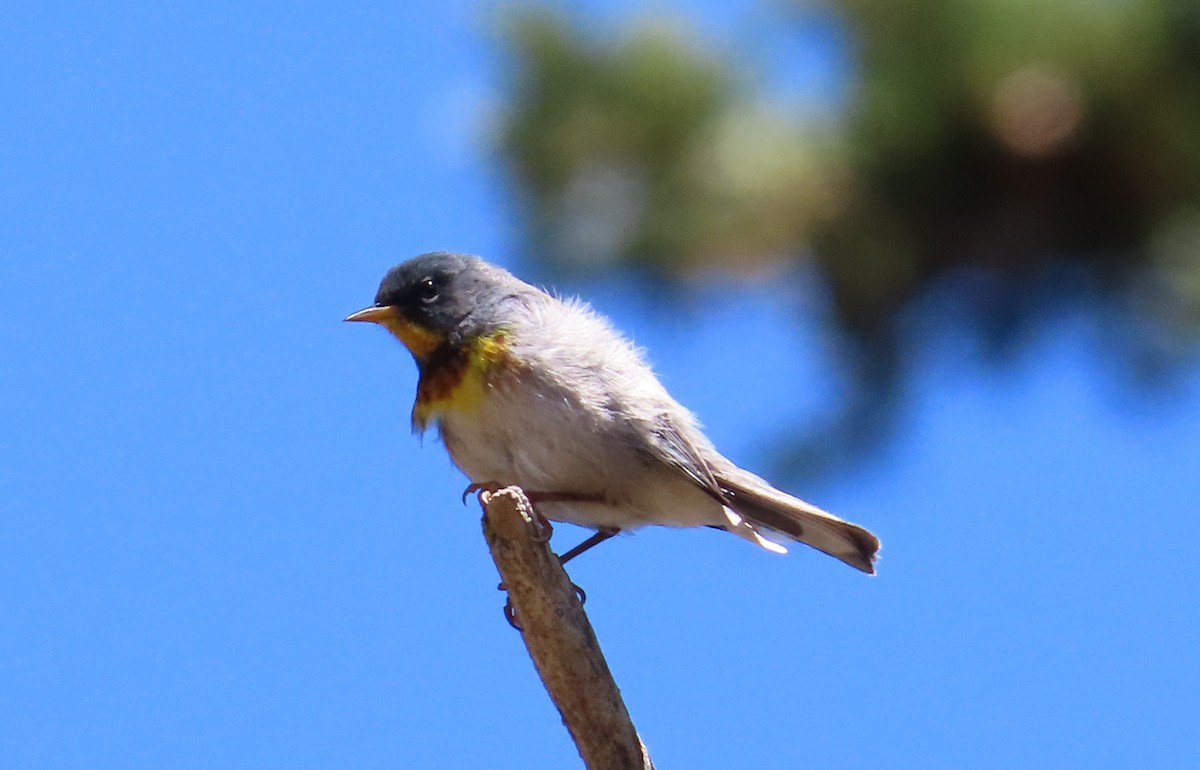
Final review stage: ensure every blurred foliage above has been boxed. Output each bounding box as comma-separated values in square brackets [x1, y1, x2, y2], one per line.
[493, 2, 1200, 476]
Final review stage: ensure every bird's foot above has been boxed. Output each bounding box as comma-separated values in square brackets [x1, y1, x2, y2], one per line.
[502, 589, 521, 630]
[522, 492, 606, 542]
[498, 580, 588, 631]
[462, 481, 504, 505]
[465, 482, 554, 539]
[465, 486, 607, 541]
[495, 525, 617, 627]
[471, 487, 615, 628]
[532, 514, 553, 542]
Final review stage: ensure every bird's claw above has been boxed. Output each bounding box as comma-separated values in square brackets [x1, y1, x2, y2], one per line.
[498, 580, 588, 631]
[531, 512, 553, 542]
[464, 483, 554, 542]
[462, 481, 502, 505]
[503, 596, 522, 630]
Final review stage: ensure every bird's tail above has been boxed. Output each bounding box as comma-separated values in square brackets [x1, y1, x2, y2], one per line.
[715, 467, 880, 574]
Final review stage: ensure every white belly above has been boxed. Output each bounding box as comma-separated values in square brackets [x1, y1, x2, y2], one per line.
[435, 383, 724, 532]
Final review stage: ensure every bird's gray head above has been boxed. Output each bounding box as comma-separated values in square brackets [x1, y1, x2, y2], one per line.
[345, 251, 521, 359]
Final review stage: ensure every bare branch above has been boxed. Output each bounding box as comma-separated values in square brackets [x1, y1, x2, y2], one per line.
[480, 487, 654, 770]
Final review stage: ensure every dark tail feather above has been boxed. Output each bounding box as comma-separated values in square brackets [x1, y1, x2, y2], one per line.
[716, 467, 880, 574]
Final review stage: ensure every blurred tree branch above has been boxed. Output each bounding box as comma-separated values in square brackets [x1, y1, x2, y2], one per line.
[481, 487, 655, 770]
[492, 2, 1200, 478]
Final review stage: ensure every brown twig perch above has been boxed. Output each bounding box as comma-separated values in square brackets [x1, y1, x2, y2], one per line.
[480, 486, 655, 770]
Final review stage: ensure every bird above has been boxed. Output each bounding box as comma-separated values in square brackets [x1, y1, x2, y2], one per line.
[345, 252, 880, 573]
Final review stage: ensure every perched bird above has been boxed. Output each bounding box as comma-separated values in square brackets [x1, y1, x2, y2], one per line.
[346, 252, 880, 573]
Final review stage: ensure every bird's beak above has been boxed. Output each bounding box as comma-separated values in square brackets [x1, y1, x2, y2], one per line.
[344, 305, 399, 324]
[344, 304, 442, 360]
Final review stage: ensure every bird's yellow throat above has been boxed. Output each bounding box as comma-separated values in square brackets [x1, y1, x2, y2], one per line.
[344, 305, 445, 360]
[344, 304, 512, 431]
[410, 331, 512, 432]
[380, 317, 443, 361]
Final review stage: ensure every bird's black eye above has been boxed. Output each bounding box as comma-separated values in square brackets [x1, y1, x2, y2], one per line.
[417, 276, 439, 304]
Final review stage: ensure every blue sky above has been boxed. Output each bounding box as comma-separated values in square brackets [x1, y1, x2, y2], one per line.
[2, 2, 1198, 768]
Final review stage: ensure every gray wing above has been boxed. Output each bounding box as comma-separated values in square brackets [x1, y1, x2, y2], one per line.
[648, 412, 879, 573]
[643, 412, 729, 504]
